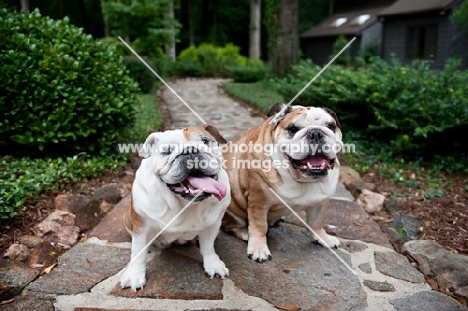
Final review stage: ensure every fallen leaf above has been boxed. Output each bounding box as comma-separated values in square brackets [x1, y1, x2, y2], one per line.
[0, 298, 14, 305]
[86, 258, 93, 268]
[41, 263, 57, 275]
[79, 233, 88, 242]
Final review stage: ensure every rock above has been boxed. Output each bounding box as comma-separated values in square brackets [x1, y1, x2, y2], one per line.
[28, 241, 58, 272]
[55, 194, 104, 231]
[390, 291, 468, 311]
[17, 236, 43, 248]
[4, 244, 29, 262]
[0, 260, 38, 301]
[402, 240, 468, 300]
[0, 295, 54, 311]
[384, 198, 404, 214]
[364, 182, 376, 191]
[26, 243, 129, 295]
[32, 211, 80, 248]
[106, 182, 132, 198]
[347, 180, 366, 198]
[331, 182, 354, 200]
[93, 185, 122, 205]
[339, 166, 362, 185]
[89, 195, 131, 243]
[358, 263, 372, 274]
[374, 251, 425, 283]
[357, 189, 385, 213]
[387, 213, 419, 242]
[362, 280, 395, 292]
[342, 241, 368, 253]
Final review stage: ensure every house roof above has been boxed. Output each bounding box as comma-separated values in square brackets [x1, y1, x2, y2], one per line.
[379, 0, 455, 16]
[301, 7, 384, 38]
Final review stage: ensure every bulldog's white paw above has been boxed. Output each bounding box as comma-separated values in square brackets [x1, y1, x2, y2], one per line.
[120, 265, 146, 292]
[314, 230, 341, 248]
[247, 238, 272, 263]
[203, 254, 229, 278]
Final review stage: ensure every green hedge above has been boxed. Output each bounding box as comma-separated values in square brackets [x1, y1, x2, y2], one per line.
[0, 9, 138, 155]
[272, 57, 468, 156]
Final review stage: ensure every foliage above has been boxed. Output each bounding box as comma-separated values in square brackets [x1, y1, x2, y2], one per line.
[128, 94, 162, 143]
[0, 9, 138, 155]
[226, 60, 269, 82]
[272, 57, 468, 159]
[452, 0, 468, 33]
[123, 57, 157, 93]
[223, 80, 284, 113]
[178, 43, 247, 76]
[101, 0, 180, 58]
[331, 35, 351, 65]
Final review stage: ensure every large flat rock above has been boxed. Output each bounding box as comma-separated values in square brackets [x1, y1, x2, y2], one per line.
[390, 291, 468, 311]
[216, 224, 367, 311]
[26, 243, 130, 295]
[374, 251, 425, 283]
[89, 195, 131, 243]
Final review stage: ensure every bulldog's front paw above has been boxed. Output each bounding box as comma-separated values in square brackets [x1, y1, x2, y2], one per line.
[247, 238, 272, 263]
[203, 254, 229, 278]
[120, 265, 146, 292]
[314, 230, 341, 248]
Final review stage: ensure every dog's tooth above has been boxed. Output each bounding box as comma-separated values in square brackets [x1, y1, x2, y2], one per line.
[307, 162, 313, 169]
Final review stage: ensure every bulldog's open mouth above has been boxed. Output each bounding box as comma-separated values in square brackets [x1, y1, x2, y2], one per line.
[167, 172, 227, 202]
[288, 154, 335, 177]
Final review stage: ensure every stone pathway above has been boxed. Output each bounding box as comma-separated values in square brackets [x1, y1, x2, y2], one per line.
[7, 79, 468, 311]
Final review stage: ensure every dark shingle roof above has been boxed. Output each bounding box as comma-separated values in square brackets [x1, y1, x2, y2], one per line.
[379, 0, 455, 16]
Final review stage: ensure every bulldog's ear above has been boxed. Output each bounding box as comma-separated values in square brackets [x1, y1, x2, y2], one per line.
[202, 124, 227, 145]
[321, 107, 341, 130]
[267, 103, 292, 125]
[139, 132, 161, 158]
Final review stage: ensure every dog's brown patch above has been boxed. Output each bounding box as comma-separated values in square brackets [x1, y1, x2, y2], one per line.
[183, 124, 227, 144]
[123, 194, 144, 235]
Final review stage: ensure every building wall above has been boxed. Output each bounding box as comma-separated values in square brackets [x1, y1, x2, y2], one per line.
[301, 36, 362, 65]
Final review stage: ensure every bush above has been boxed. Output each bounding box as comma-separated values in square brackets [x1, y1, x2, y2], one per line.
[226, 60, 268, 82]
[178, 43, 247, 77]
[331, 35, 351, 66]
[0, 9, 139, 155]
[123, 56, 157, 93]
[272, 57, 468, 157]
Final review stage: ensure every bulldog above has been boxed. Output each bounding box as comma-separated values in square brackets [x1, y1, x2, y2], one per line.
[120, 125, 231, 291]
[222, 103, 343, 262]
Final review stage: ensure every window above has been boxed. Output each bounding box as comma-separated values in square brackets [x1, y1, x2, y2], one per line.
[406, 24, 438, 60]
[350, 14, 371, 26]
[329, 17, 348, 28]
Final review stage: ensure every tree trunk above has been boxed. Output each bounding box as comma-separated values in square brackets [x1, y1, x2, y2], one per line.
[20, 0, 29, 12]
[249, 0, 261, 60]
[78, 0, 88, 33]
[165, 0, 176, 61]
[270, 0, 299, 76]
[188, 0, 194, 45]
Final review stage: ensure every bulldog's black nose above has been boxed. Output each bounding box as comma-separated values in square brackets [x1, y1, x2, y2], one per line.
[307, 130, 323, 143]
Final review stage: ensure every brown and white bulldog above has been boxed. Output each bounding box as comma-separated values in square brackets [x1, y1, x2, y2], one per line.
[120, 125, 231, 291]
[222, 103, 343, 262]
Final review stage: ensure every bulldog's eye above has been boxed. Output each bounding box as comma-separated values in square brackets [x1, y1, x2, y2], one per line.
[287, 126, 300, 136]
[327, 123, 336, 132]
[201, 137, 211, 145]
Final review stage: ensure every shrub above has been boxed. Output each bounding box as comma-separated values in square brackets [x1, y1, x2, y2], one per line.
[0, 9, 139, 155]
[331, 35, 351, 66]
[226, 60, 268, 82]
[123, 56, 157, 93]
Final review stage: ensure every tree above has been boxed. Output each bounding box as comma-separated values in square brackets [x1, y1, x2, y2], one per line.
[20, 0, 29, 11]
[165, 0, 176, 61]
[452, 0, 468, 33]
[249, 0, 261, 59]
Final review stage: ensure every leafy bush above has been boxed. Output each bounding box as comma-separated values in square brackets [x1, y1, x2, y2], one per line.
[0, 9, 139, 155]
[223, 81, 284, 113]
[331, 35, 351, 66]
[272, 57, 468, 157]
[123, 56, 157, 93]
[226, 60, 268, 82]
[178, 43, 247, 76]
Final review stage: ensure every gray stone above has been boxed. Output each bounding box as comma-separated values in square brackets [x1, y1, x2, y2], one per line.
[26, 243, 129, 295]
[55, 194, 103, 231]
[89, 195, 131, 243]
[388, 213, 419, 242]
[0, 260, 38, 301]
[215, 224, 367, 311]
[346, 180, 366, 198]
[93, 185, 122, 204]
[384, 198, 404, 214]
[358, 263, 372, 274]
[374, 251, 425, 283]
[0, 295, 54, 311]
[402, 240, 468, 300]
[342, 241, 368, 253]
[390, 291, 468, 311]
[362, 280, 395, 292]
[18, 235, 43, 248]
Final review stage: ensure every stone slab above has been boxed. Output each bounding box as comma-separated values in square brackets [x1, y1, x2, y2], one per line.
[363, 280, 395, 292]
[89, 195, 131, 243]
[26, 243, 130, 295]
[374, 251, 425, 283]
[216, 223, 367, 311]
[0, 295, 54, 311]
[111, 248, 223, 300]
[390, 291, 468, 311]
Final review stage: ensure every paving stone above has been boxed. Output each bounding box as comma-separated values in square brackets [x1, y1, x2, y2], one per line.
[89, 195, 131, 243]
[374, 251, 425, 283]
[0, 295, 54, 311]
[358, 263, 372, 274]
[74, 309, 156, 311]
[402, 240, 468, 300]
[390, 291, 468, 311]
[26, 243, 129, 295]
[215, 223, 367, 311]
[362, 280, 395, 292]
[111, 248, 223, 300]
[0, 260, 38, 301]
[342, 241, 368, 253]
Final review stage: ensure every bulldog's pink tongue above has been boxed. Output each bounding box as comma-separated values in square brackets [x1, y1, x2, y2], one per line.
[302, 155, 331, 169]
[186, 176, 227, 201]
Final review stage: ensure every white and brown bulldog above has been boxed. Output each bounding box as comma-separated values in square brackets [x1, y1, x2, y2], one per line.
[222, 103, 343, 262]
[120, 125, 231, 291]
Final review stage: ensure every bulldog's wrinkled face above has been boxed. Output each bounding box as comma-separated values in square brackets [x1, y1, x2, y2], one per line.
[269, 103, 343, 181]
[138, 124, 228, 202]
